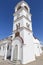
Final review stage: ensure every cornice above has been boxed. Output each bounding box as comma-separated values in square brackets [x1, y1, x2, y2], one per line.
[14, 7, 29, 16]
[14, 15, 31, 23]
[13, 26, 32, 33]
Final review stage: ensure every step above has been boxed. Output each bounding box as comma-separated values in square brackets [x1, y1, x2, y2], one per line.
[12, 60, 21, 64]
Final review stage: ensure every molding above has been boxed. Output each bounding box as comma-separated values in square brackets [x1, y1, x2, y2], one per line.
[12, 31, 24, 43]
[12, 36, 24, 44]
[14, 15, 31, 23]
[0, 36, 12, 45]
[13, 26, 32, 33]
[14, 7, 29, 16]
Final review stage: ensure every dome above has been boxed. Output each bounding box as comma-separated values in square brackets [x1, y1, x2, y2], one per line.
[15, 1, 30, 12]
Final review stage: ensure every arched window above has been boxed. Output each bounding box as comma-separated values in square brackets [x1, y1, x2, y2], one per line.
[24, 6, 28, 11]
[17, 6, 28, 11]
[17, 6, 21, 10]
[26, 23, 30, 28]
[15, 32, 20, 37]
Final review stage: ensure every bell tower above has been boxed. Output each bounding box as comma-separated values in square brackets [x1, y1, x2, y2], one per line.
[11, 0, 35, 64]
[13, 0, 33, 42]
[13, 0, 32, 32]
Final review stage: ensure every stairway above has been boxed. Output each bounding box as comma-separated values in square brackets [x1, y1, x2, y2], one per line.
[0, 54, 43, 65]
[12, 60, 21, 65]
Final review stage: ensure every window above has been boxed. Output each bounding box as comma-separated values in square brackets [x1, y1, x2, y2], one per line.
[26, 23, 30, 28]
[17, 6, 21, 10]
[16, 23, 20, 29]
[15, 32, 20, 37]
[0, 47, 1, 50]
[24, 6, 28, 11]
[17, 6, 28, 11]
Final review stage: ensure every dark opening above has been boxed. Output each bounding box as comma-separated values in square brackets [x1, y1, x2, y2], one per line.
[16, 23, 20, 29]
[17, 6, 21, 10]
[17, 6, 28, 11]
[24, 6, 28, 10]
[15, 32, 20, 37]
[7, 45, 9, 50]
[7, 56, 11, 60]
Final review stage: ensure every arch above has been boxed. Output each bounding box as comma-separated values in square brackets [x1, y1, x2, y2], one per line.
[24, 6, 28, 10]
[17, 6, 21, 10]
[11, 37, 23, 63]
[14, 36, 24, 44]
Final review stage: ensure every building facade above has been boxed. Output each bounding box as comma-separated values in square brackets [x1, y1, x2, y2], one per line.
[0, 0, 42, 64]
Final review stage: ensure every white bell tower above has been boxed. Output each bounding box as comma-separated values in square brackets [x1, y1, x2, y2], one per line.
[11, 0, 35, 64]
[13, 1, 32, 33]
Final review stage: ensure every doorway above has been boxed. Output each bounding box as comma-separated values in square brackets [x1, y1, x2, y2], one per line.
[13, 45, 18, 61]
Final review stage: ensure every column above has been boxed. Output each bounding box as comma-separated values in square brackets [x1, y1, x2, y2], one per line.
[4, 43, 8, 60]
[11, 45, 14, 61]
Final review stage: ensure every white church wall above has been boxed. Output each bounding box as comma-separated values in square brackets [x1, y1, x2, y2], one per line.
[28, 14, 31, 21]
[22, 45, 35, 64]
[23, 18, 32, 31]
[20, 10, 27, 17]
[23, 30, 33, 45]
[39, 44, 42, 54]
[6, 43, 12, 58]
[34, 44, 40, 56]
[20, 30, 35, 64]
[0, 45, 5, 56]
[0, 42, 12, 60]
[33, 37, 42, 57]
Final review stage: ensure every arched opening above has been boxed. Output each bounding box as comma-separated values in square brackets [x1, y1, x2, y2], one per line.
[7, 44, 11, 60]
[24, 6, 28, 11]
[11, 38, 23, 63]
[17, 6, 21, 10]
[17, 5, 28, 11]
[13, 45, 18, 61]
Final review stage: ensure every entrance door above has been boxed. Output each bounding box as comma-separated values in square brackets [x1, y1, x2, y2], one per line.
[13, 45, 18, 61]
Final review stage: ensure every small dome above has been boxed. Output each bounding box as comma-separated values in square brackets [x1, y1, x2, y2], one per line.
[15, 1, 30, 12]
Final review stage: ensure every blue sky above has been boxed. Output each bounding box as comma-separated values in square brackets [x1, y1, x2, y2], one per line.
[0, 0, 43, 44]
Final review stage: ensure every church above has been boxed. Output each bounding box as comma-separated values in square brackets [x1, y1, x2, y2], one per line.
[0, 0, 42, 64]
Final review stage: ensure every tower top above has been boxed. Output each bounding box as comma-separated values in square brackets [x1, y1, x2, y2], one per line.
[15, 0, 30, 12]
